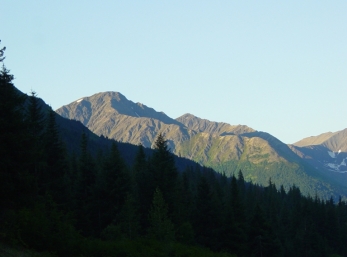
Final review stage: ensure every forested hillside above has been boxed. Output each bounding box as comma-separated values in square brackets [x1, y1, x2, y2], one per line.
[56, 91, 347, 200]
[1, 45, 347, 257]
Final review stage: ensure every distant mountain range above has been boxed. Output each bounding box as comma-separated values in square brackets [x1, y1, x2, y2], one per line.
[290, 129, 347, 194]
[56, 91, 347, 200]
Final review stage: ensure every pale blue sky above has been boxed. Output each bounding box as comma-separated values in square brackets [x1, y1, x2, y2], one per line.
[2, 1, 346, 144]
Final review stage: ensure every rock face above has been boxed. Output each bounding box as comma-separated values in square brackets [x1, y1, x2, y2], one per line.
[56, 91, 347, 199]
[57, 92, 191, 150]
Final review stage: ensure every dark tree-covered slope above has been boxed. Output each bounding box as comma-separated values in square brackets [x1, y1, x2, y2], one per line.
[56, 92, 347, 200]
[1, 54, 347, 256]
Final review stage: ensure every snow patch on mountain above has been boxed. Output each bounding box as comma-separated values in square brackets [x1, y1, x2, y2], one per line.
[328, 151, 336, 158]
[325, 157, 347, 173]
[326, 163, 339, 170]
[76, 98, 83, 103]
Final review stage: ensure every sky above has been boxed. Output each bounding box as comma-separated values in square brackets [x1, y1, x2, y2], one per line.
[1, 1, 346, 144]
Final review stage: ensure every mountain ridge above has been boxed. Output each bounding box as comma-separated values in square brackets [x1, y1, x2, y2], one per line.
[294, 128, 347, 152]
[56, 91, 347, 199]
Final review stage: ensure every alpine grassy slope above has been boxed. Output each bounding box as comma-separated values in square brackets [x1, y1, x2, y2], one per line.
[56, 92, 347, 199]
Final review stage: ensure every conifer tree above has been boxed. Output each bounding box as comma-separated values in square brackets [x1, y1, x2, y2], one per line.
[107, 142, 129, 204]
[118, 193, 139, 239]
[174, 170, 194, 239]
[248, 203, 281, 257]
[65, 151, 79, 210]
[133, 144, 153, 233]
[222, 175, 247, 255]
[0, 64, 34, 208]
[78, 131, 95, 198]
[26, 91, 46, 194]
[148, 187, 175, 242]
[91, 141, 130, 236]
[237, 169, 246, 196]
[26, 91, 45, 142]
[0, 40, 5, 62]
[75, 131, 96, 235]
[42, 108, 68, 204]
[193, 176, 219, 249]
[151, 133, 178, 216]
[101, 192, 139, 240]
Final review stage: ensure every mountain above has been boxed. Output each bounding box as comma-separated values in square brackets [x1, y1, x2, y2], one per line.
[294, 128, 347, 152]
[289, 129, 347, 192]
[14, 90, 198, 172]
[26, 92, 112, 156]
[56, 91, 347, 199]
[292, 129, 347, 173]
[57, 92, 194, 151]
[174, 116, 347, 199]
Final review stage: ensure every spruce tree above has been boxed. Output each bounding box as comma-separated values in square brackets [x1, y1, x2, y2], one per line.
[174, 170, 195, 244]
[222, 175, 247, 255]
[42, 108, 68, 204]
[101, 193, 139, 240]
[75, 131, 96, 235]
[92, 141, 130, 235]
[147, 187, 175, 242]
[117, 193, 139, 239]
[151, 133, 178, 216]
[0, 40, 5, 62]
[24, 91, 50, 207]
[133, 144, 153, 233]
[193, 176, 219, 249]
[0, 65, 34, 208]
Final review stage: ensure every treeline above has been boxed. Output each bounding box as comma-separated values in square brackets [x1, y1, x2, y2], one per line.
[1, 52, 347, 256]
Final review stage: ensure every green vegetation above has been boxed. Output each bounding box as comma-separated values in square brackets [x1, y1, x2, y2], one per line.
[1, 42, 347, 257]
[177, 132, 344, 200]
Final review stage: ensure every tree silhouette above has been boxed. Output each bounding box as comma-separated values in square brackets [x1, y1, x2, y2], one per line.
[148, 187, 175, 242]
[0, 40, 5, 62]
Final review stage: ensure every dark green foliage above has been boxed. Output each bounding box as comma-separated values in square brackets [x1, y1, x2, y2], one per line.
[2, 199, 81, 255]
[133, 144, 153, 233]
[74, 131, 97, 235]
[1, 55, 347, 256]
[101, 193, 139, 240]
[248, 204, 282, 257]
[0, 40, 5, 62]
[26, 91, 45, 177]
[0, 65, 34, 209]
[193, 176, 220, 250]
[147, 188, 175, 242]
[42, 108, 68, 204]
[221, 175, 247, 255]
[150, 133, 178, 213]
[93, 142, 131, 234]
[173, 170, 195, 244]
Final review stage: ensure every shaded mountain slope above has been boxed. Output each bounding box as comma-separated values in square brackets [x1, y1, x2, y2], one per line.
[290, 129, 347, 193]
[12, 90, 199, 173]
[56, 91, 347, 199]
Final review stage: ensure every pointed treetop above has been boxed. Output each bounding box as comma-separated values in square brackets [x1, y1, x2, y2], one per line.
[154, 133, 169, 152]
[237, 169, 244, 182]
[0, 40, 6, 62]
